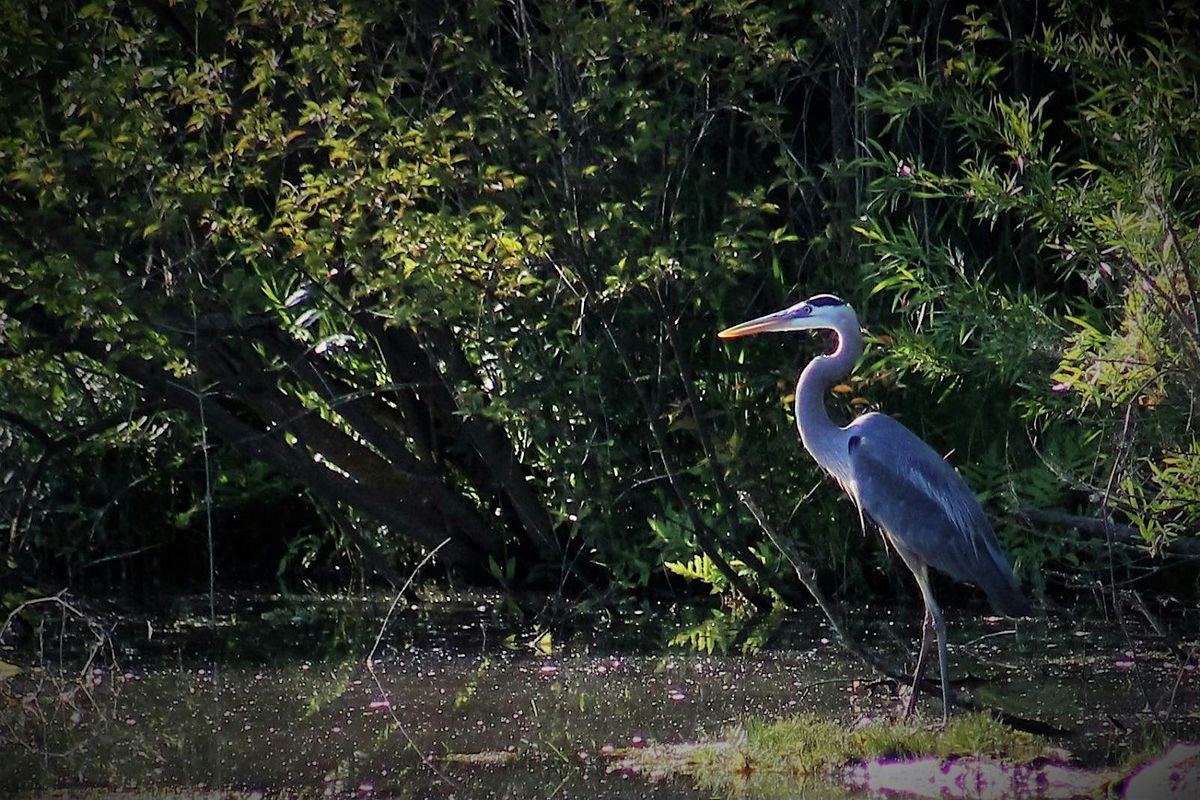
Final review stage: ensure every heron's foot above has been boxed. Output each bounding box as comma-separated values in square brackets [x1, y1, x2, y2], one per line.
[893, 682, 930, 724]
[903, 706, 951, 730]
[893, 704, 951, 731]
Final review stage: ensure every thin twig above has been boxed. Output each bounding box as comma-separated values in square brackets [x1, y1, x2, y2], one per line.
[1163, 649, 1195, 721]
[1, 591, 112, 676]
[738, 491, 859, 655]
[1156, 193, 1200, 355]
[365, 538, 459, 790]
[961, 630, 1018, 648]
[1101, 400, 1169, 728]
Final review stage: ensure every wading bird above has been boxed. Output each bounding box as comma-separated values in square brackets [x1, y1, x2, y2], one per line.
[719, 294, 1032, 723]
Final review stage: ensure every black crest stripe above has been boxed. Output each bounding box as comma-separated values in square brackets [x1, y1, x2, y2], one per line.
[808, 294, 845, 307]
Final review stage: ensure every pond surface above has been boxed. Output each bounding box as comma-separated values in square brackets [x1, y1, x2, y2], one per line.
[2, 590, 1197, 798]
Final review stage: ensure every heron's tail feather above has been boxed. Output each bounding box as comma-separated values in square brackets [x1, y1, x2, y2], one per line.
[984, 581, 1034, 618]
[972, 533, 1035, 617]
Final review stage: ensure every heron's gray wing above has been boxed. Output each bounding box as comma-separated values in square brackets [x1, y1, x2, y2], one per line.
[847, 415, 1030, 615]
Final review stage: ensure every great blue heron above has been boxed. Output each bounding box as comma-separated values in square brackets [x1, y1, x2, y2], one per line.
[719, 293, 1032, 723]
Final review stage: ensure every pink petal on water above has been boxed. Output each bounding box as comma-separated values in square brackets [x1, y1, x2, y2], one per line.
[539, 664, 559, 676]
[367, 699, 391, 713]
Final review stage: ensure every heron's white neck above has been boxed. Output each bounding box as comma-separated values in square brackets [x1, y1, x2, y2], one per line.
[794, 320, 863, 485]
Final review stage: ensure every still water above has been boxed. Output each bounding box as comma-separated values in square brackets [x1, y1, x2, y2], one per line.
[2, 591, 1196, 798]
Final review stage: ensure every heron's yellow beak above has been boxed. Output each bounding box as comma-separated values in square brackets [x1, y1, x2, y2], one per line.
[717, 308, 796, 339]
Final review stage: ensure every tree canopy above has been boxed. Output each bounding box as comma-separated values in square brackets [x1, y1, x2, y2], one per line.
[3, 0, 1198, 604]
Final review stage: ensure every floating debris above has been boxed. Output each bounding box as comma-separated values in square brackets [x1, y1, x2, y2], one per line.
[441, 750, 519, 766]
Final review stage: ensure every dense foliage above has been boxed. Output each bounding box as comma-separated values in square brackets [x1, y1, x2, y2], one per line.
[2, 0, 1197, 606]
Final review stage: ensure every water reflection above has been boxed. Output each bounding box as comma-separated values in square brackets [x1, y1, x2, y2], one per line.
[1, 592, 1196, 798]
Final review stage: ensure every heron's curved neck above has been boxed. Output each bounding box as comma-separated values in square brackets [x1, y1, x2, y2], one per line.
[794, 321, 862, 474]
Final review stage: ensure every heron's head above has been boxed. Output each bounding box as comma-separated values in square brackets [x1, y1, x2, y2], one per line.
[717, 294, 857, 339]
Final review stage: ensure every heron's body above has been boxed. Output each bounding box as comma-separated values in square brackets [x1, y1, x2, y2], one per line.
[720, 294, 1031, 722]
[842, 413, 1030, 615]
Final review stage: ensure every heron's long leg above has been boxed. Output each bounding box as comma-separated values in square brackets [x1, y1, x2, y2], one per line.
[903, 609, 934, 720]
[912, 566, 951, 726]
